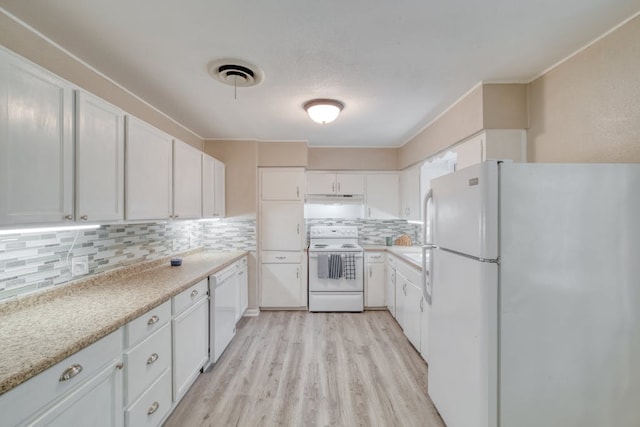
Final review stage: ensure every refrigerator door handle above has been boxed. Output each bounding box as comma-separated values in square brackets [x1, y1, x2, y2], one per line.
[422, 189, 433, 245]
[422, 244, 436, 305]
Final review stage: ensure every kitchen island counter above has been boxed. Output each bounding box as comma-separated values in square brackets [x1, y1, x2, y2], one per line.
[0, 249, 246, 395]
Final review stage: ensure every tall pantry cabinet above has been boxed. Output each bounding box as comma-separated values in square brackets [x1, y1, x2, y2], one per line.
[258, 168, 307, 308]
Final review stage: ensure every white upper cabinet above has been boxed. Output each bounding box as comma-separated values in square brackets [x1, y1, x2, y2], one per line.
[173, 139, 202, 219]
[365, 174, 400, 219]
[454, 130, 527, 171]
[260, 168, 304, 201]
[306, 172, 364, 195]
[125, 116, 173, 221]
[75, 91, 125, 223]
[260, 201, 304, 251]
[0, 49, 74, 226]
[400, 165, 420, 221]
[203, 154, 226, 218]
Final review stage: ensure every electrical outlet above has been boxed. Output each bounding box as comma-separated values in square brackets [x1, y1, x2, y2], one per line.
[172, 239, 178, 251]
[71, 255, 89, 276]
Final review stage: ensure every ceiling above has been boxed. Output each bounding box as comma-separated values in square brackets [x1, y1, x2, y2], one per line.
[1, 1, 638, 147]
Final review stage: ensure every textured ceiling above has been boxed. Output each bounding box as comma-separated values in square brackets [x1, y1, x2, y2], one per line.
[0, 1, 638, 146]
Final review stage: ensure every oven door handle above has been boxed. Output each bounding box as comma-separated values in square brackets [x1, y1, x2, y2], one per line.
[308, 253, 364, 259]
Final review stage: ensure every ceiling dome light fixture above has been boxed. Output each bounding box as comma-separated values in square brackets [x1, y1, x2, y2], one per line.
[303, 99, 344, 124]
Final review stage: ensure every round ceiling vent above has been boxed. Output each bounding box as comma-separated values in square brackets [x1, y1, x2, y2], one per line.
[207, 58, 264, 87]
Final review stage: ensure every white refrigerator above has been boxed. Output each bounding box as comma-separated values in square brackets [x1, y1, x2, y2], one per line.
[424, 160, 640, 427]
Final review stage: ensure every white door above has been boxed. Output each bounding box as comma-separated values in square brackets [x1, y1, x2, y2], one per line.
[400, 166, 420, 220]
[306, 172, 336, 194]
[336, 174, 364, 195]
[431, 161, 499, 259]
[428, 249, 498, 427]
[125, 116, 172, 220]
[202, 154, 215, 218]
[172, 298, 208, 401]
[76, 91, 124, 223]
[213, 159, 225, 217]
[0, 50, 74, 225]
[454, 133, 484, 170]
[261, 263, 302, 307]
[260, 201, 303, 251]
[395, 271, 407, 328]
[260, 168, 304, 200]
[403, 281, 422, 350]
[385, 262, 396, 317]
[365, 261, 385, 307]
[366, 174, 399, 219]
[173, 139, 202, 219]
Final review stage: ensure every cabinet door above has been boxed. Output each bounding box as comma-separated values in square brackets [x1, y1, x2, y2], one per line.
[236, 266, 248, 320]
[173, 139, 202, 219]
[214, 158, 226, 217]
[306, 172, 336, 194]
[0, 50, 74, 225]
[125, 116, 172, 220]
[454, 134, 483, 171]
[29, 360, 123, 427]
[400, 166, 420, 220]
[202, 154, 215, 218]
[386, 264, 396, 317]
[336, 174, 364, 195]
[366, 174, 399, 219]
[261, 262, 302, 308]
[260, 168, 304, 200]
[76, 91, 124, 223]
[395, 271, 407, 328]
[260, 201, 303, 251]
[404, 281, 422, 350]
[172, 298, 208, 401]
[365, 261, 386, 307]
[420, 294, 430, 363]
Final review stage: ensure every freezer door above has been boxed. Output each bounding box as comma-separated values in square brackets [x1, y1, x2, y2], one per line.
[499, 163, 640, 427]
[431, 161, 499, 259]
[428, 249, 498, 427]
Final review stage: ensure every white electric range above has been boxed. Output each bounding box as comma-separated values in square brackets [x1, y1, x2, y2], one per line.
[308, 226, 364, 312]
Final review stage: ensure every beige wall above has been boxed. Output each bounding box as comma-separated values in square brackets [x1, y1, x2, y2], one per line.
[204, 140, 258, 217]
[399, 85, 484, 169]
[528, 16, 640, 162]
[307, 147, 398, 170]
[0, 11, 203, 149]
[257, 141, 308, 167]
[483, 84, 529, 129]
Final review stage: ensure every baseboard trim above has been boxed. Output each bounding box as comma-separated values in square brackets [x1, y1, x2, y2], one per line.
[243, 308, 260, 317]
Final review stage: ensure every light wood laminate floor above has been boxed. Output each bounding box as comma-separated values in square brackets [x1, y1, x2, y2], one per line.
[164, 310, 445, 427]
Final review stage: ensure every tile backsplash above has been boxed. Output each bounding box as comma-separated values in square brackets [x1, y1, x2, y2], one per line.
[1, 216, 414, 300]
[0, 218, 256, 301]
[305, 218, 422, 246]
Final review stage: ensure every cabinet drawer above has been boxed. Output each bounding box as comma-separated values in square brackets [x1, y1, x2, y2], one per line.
[262, 251, 301, 263]
[126, 300, 171, 348]
[366, 252, 385, 263]
[125, 368, 171, 427]
[172, 278, 208, 315]
[0, 329, 122, 427]
[124, 323, 171, 406]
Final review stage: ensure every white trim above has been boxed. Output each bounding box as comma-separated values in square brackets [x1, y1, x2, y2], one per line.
[528, 11, 640, 83]
[243, 308, 260, 317]
[0, 7, 205, 142]
[0, 224, 100, 236]
[399, 82, 483, 148]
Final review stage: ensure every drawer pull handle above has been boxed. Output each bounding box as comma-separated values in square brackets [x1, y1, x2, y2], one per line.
[147, 353, 159, 365]
[59, 364, 83, 382]
[190, 289, 199, 298]
[147, 401, 159, 415]
[147, 315, 159, 326]
[275, 256, 286, 260]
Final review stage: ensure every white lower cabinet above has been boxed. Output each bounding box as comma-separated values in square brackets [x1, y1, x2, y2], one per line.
[261, 252, 306, 308]
[365, 252, 385, 308]
[386, 255, 397, 316]
[395, 257, 426, 356]
[404, 281, 422, 350]
[172, 279, 208, 402]
[0, 329, 123, 427]
[395, 271, 407, 328]
[125, 369, 172, 427]
[235, 256, 249, 321]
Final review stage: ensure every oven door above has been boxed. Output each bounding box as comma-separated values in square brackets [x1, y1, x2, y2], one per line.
[308, 251, 364, 292]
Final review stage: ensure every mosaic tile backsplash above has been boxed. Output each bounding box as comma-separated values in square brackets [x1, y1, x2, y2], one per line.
[0, 218, 256, 301]
[305, 218, 422, 246]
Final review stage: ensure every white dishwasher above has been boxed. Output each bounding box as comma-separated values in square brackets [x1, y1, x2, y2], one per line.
[207, 264, 237, 367]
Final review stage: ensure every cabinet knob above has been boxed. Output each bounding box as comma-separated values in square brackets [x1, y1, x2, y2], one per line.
[191, 289, 199, 298]
[147, 401, 160, 415]
[116, 362, 124, 370]
[146, 353, 159, 365]
[80, 214, 88, 221]
[59, 364, 83, 382]
[64, 214, 73, 221]
[147, 315, 160, 325]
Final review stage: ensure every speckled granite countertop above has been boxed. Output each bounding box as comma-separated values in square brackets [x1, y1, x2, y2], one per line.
[362, 245, 425, 270]
[0, 249, 246, 396]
